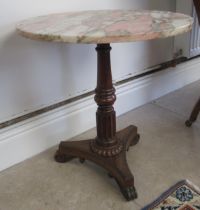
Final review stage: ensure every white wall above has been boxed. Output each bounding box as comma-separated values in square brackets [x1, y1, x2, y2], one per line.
[0, 0, 176, 123]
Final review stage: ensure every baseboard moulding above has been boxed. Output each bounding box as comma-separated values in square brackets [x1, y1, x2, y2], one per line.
[1, 57, 200, 172]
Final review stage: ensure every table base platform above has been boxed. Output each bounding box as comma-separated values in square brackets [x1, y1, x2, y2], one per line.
[55, 125, 139, 201]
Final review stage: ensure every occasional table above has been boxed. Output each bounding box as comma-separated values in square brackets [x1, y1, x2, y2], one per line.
[17, 10, 193, 201]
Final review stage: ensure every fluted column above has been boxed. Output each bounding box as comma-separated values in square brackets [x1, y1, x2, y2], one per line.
[94, 43, 117, 148]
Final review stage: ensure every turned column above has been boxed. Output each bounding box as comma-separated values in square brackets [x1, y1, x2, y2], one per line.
[90, 44, 123, 157]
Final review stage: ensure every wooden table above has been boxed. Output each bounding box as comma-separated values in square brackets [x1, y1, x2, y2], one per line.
[17, 10, 193, 201]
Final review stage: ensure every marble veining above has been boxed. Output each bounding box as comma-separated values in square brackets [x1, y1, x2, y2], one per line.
[16, 10, 193, 44]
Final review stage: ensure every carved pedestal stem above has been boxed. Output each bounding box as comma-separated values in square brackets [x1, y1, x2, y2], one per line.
[95, 44, 116, 144]
[90, 44, 123, 157]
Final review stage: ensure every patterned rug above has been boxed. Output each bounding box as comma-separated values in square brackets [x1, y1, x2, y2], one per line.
[142, 180, 200, 210]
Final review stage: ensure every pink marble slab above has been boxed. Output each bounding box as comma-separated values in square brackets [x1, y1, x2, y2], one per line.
[16, 10, 193, 44]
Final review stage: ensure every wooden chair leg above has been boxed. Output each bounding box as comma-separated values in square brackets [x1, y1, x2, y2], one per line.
[185, 98, 200, 127]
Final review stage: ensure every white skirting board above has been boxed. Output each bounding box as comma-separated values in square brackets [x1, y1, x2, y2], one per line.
[1, 58, 200, 172]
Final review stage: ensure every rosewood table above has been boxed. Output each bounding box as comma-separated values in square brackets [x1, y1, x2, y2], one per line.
[17, 10, 193, 201]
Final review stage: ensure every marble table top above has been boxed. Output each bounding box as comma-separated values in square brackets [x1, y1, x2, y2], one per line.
[17, 10, 193, 44]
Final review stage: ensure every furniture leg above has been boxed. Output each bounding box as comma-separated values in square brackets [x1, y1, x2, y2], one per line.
[185, 98, 200, 127]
